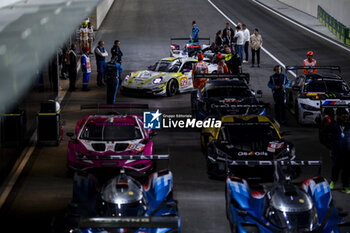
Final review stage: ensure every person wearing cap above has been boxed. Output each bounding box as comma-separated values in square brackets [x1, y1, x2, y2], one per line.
[322, 108, 350, 194]
[191, 53, 208, 112]
[191, 21, 200, 43]
[192, 53, 208, 88]
[81, 47, 91, 91]
[94, 40, 109, 87]
[303, 51, 317, 74]
[268, 65, 290, 124]
[216, 53, 229, 76]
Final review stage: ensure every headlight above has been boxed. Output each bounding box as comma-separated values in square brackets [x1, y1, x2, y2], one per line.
[300, 103, 319, 111]
[153, 76, 163, 84]
[124, 74, 130, 82]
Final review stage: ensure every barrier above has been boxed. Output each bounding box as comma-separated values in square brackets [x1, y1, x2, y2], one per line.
[317, 5, 350, 45]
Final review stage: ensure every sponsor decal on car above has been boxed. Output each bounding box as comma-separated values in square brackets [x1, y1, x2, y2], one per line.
[238, 151, 268, 156]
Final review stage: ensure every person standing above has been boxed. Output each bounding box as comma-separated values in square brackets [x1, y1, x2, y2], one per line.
[324, 108, 350, 194]
[268, 65, 290, 124]
[216, 53, 229, 74]
[234, 25, 244, 63]
[111, 40, 123, 62]
[105, 56, 123, 104]
[191, 53, 208, 112]
[215, 30, 224, 51]
[80, 22, 89, 53]
[224, 45, 241, 75]
[303, 51, 317, 74]
[242, 24, 250, 63]
[68, 43, 77, 91]
[222, 22, 234, 39]
[191, 21, 200, 43]
[81, 47, 91, 91]
[87, 22, 94, 54]
[94, 40, 108, 87]
[223, 30, 234, 51]
[250, 28, 263, 67]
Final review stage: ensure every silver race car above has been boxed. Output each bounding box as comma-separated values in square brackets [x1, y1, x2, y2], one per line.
[121, 57, 217, 96]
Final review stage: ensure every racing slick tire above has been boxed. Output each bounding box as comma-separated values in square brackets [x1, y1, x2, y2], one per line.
[166, 79, 178, 97]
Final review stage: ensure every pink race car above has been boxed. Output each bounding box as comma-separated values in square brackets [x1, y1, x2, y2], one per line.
[66, 112, 156, 175]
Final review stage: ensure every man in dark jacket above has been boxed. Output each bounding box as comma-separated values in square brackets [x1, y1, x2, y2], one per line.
[268, 65, 290, 124]
[223, 45, 241, 75]
[105, 56, 123, 104]
[111, 40, 123, 61]
[325, 108, 350, 194]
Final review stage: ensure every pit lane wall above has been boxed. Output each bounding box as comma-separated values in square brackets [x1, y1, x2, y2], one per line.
[89, 0, 114, 30]
[278, 0, 350, 45]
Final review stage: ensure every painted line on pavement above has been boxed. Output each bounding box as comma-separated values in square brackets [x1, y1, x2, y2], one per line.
[207, 0, 297, 77]
[252, 0, 350, 53]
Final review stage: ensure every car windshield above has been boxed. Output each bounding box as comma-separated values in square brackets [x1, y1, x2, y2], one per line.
[206, 87, 252, 98]
[223, 124, 279, 150]
[304, 80, 349, 93]
[148, 60, 181, 73]
[80, 122, 143, 141]
[269, 209, 317, 231]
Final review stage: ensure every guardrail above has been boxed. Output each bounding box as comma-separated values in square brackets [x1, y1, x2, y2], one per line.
[317, 5, 350, 45]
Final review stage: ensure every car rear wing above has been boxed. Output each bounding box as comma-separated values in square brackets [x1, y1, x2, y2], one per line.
[62, 216, 180, 231]
[80, 104, 149, 110]
[170, 37, 210, 43]
[77, 154, 169, 161]
[194, 73, 250, 83]
[210, 103, 269, 109]
[286, 66, 341, 73]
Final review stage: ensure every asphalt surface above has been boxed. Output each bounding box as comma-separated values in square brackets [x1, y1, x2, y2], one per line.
[1, 0, 350, 232]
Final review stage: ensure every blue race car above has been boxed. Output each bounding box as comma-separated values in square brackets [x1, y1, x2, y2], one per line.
[63, 154, 180, 233]
[225, 160, 344, 233]
[191, 74, 266, 120]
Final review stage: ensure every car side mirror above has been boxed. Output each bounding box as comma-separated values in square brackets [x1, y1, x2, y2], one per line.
[149, 131, 158, 138]
[147, 65, 152, 70]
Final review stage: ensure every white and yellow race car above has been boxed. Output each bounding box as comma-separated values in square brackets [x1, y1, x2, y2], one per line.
[121, 57, 217, 96]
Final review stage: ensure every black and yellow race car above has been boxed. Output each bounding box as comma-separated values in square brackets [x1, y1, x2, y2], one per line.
[201, 115, 295, 179]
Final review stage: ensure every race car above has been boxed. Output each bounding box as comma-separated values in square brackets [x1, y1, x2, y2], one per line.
[225, 160, 344, 232]
[62, 154, 180, 233]
[66, 104, 157, 176]
[121, 57, 217, 97]
[170, 37, 210, 58]
[191, 74, 266, 119]
[285, 66, 350, 124]
[201, 115, 295, 179]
